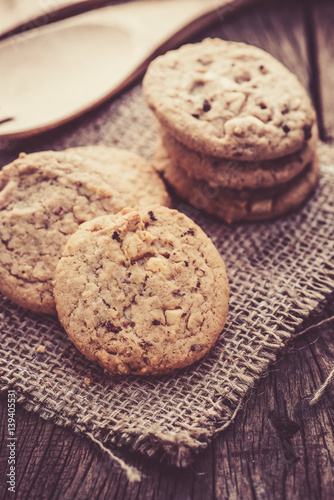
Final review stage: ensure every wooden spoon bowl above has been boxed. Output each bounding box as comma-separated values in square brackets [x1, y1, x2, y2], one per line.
[0, 0, 253, 140]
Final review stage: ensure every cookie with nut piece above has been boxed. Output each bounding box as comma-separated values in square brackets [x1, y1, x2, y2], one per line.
[160, 124, 318, 190]
[154, 139, 319, 224]
[143, 38, 316, 161]
[54, 205, 229, 375]
[0, 148, 170, 314]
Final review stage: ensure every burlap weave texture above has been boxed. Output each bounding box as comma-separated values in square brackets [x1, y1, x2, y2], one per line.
[0, 85, 333, 466]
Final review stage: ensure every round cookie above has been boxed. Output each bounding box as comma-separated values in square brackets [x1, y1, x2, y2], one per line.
[0, 148, 170, 314]
[160, 124, 318, 189]
[143, 38, 316, 161]
[154, 140, 319, 224]
[54, 205, 229, 375]
[65, 145, 171, 207]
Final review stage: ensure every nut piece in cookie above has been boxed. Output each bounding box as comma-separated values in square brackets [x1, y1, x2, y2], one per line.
[54, 205, 229, 375]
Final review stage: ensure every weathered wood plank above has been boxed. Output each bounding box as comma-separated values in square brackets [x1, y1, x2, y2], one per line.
[309, 0, 334, 141]
[213, 303, 334, 500]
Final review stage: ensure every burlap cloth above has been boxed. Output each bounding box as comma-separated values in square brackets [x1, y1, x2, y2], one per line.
[1, 84, 334, 472]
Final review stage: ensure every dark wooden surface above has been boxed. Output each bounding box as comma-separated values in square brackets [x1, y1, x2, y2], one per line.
[1, 0, 334, 498]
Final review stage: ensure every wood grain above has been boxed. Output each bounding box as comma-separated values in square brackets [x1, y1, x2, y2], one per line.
[309, 0, 334, 141]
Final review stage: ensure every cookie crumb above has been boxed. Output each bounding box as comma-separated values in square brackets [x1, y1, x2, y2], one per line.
[84, 377, 90, 386]
[36, 345, 46, 354]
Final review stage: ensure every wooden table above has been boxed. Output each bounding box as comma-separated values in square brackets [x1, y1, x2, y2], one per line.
[0, 0, 333, 498]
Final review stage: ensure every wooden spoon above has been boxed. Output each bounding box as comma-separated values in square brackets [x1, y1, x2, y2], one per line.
[0, 0, 254, 140]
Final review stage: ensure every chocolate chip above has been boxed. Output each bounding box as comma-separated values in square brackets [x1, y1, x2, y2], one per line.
[163, 253, 170, 259]
[148, 210, 157, 222]
[152, 319, 161, 326]
[259, 103, 267, 109]
[196, 280, 201, 288]
[112, 231, 121, 242]
[203, 99, 211, 112]
[190, 344, 203, 352]
[184, 261, 189, 267]
[259, 65, 264, 70]
[122, 320, 135, 328]
[54, 207, 63, 216]
[141, 341, 153, 350]
[303, 125, 312, 141]
[181, 230, 195, 237]
[283, 125, 290, 134]
[192, 113, 200, 119]
[104, 321, 121, 333]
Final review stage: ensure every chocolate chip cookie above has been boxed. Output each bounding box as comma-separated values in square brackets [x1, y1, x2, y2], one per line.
[0, 148, 170, 314]
[160, 124, 318, 189]
[54, 205, 229, 375]
[143, 38, 316, 161]
[154, 140, 319, 224]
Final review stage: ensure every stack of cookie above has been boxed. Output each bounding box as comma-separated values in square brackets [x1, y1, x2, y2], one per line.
[143, 38, 319, 223]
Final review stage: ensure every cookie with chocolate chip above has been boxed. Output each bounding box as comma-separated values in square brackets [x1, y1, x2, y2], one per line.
[143, 38, 316, 161]
[54, 205, 229, 375]
[160, 124, 318, 189]
[154, 139, 319, 224]
[0, 148, 170, 314]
